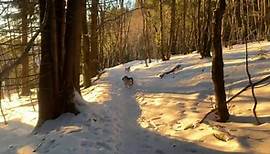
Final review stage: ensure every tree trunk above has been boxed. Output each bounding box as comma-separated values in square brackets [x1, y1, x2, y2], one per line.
[182, 0, 187, 53]
[82, 0, 91, 88]
[55, 0, 66, 89]
[159, 0, 167, 61]
[89, 0, 99, 78]
[20, 0, 31, 96]
[170, 0, 177, 56]
[140, 0, 149, 67]
[235, 0, 242, 27]
[37, 0, 80, 126]
[264, 0, 268, 38]
[99, 0, 106, 69]
[197, 0, 202, 53]
[64, 0, 83, 93]
[200, 0, 212, 58]
[212, 0, 229, 122]
[38, 0, 60, 125]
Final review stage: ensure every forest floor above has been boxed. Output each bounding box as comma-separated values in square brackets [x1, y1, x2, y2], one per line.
[1, 41, 270, 154]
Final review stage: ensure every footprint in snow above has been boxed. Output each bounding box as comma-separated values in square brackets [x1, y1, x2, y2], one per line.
[155, 149, 165, 154]
[80, 139, 94, 147]
[96, 142, 113, 151]
[185, 148, 198, 153]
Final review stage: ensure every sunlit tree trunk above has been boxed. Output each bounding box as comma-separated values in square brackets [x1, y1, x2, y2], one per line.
[212, 0, 230, 122]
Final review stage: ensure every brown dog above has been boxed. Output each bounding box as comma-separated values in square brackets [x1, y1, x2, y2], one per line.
[122, 76, 134, 87]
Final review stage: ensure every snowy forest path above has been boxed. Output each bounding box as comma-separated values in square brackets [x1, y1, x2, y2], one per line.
[98, 64, 221, 154]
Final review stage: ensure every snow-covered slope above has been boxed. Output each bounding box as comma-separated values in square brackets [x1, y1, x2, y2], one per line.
[1, 41, 270, 154]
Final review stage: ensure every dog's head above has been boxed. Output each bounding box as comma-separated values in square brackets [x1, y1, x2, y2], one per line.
[122, 76, 129, 81]
[125, 66, 131, 72]
[122, 76, 133, 87]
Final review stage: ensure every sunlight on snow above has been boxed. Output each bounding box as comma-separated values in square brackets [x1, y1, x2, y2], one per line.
[135, 92, 247, 153]
[81, 82, 112, 104]
[0, 93, 38, 127]
[17, 145, 37, 154]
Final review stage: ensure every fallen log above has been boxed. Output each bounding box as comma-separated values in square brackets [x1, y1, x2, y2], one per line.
[159, 64, 181, 78]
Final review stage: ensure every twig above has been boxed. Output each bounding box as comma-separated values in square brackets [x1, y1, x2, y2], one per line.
[226, 74, 270, 104]
[33, 135, 48, 152]
[92, 71, 106, 83]
[0, 0, 48, 81]
[159, 64, 181, 78]
[194, 74, 270, 126]
[243, 13, 260, 124]
[0, 82, 7, 125]
[184, 108, 217, 130]
[0, 29, 40, 81]
[198, 108, 217, 124]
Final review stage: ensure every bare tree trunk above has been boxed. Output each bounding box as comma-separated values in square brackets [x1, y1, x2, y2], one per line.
[170, 0, 176, 56]
[200, 0, 212, 58]
[64, 0, 83, 93]
[38, 0, 60, 125]
[82, 0, 91, 88]
[264, 0, 269, 38]
[89, 0, 99, 78]
[243, 0, 261, 125]
[197, 0, 202, 53]
[235, 0, 242, 27]
[119, 0, 124, 63]
[140, 0, 151, 66]
[182, 0, 187, 52]
[20, 0, 31, 96]
[212, 0, 229, 122]
[159, 0, 167, 61]
[99, 0, 106, 69]
[55, 0, 65, 94]
[38, 0, 80, 126]
[0, 82, 7, 124]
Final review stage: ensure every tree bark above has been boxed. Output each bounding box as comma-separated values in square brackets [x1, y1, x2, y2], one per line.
[235, 0, 242, 27]
[159, 0, 167, 60]
[200, 0, 212, 58]
[37, 0, 80, 126]
[197, 0, 202, 53]
[89, 0, 99, 78]
[20, 0, 31, 96]
[212, 0, 229, 122]
[38, 0, 59, 125]
[182, 0, 187, 53]
[64, 0, 83, 94]
[82, 0, 91, 88]
[55, 0, 66, 89]
[170, 0, 177, 55]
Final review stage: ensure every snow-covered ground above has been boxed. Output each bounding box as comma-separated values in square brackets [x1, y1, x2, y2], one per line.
[1, 41, 270, 154]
